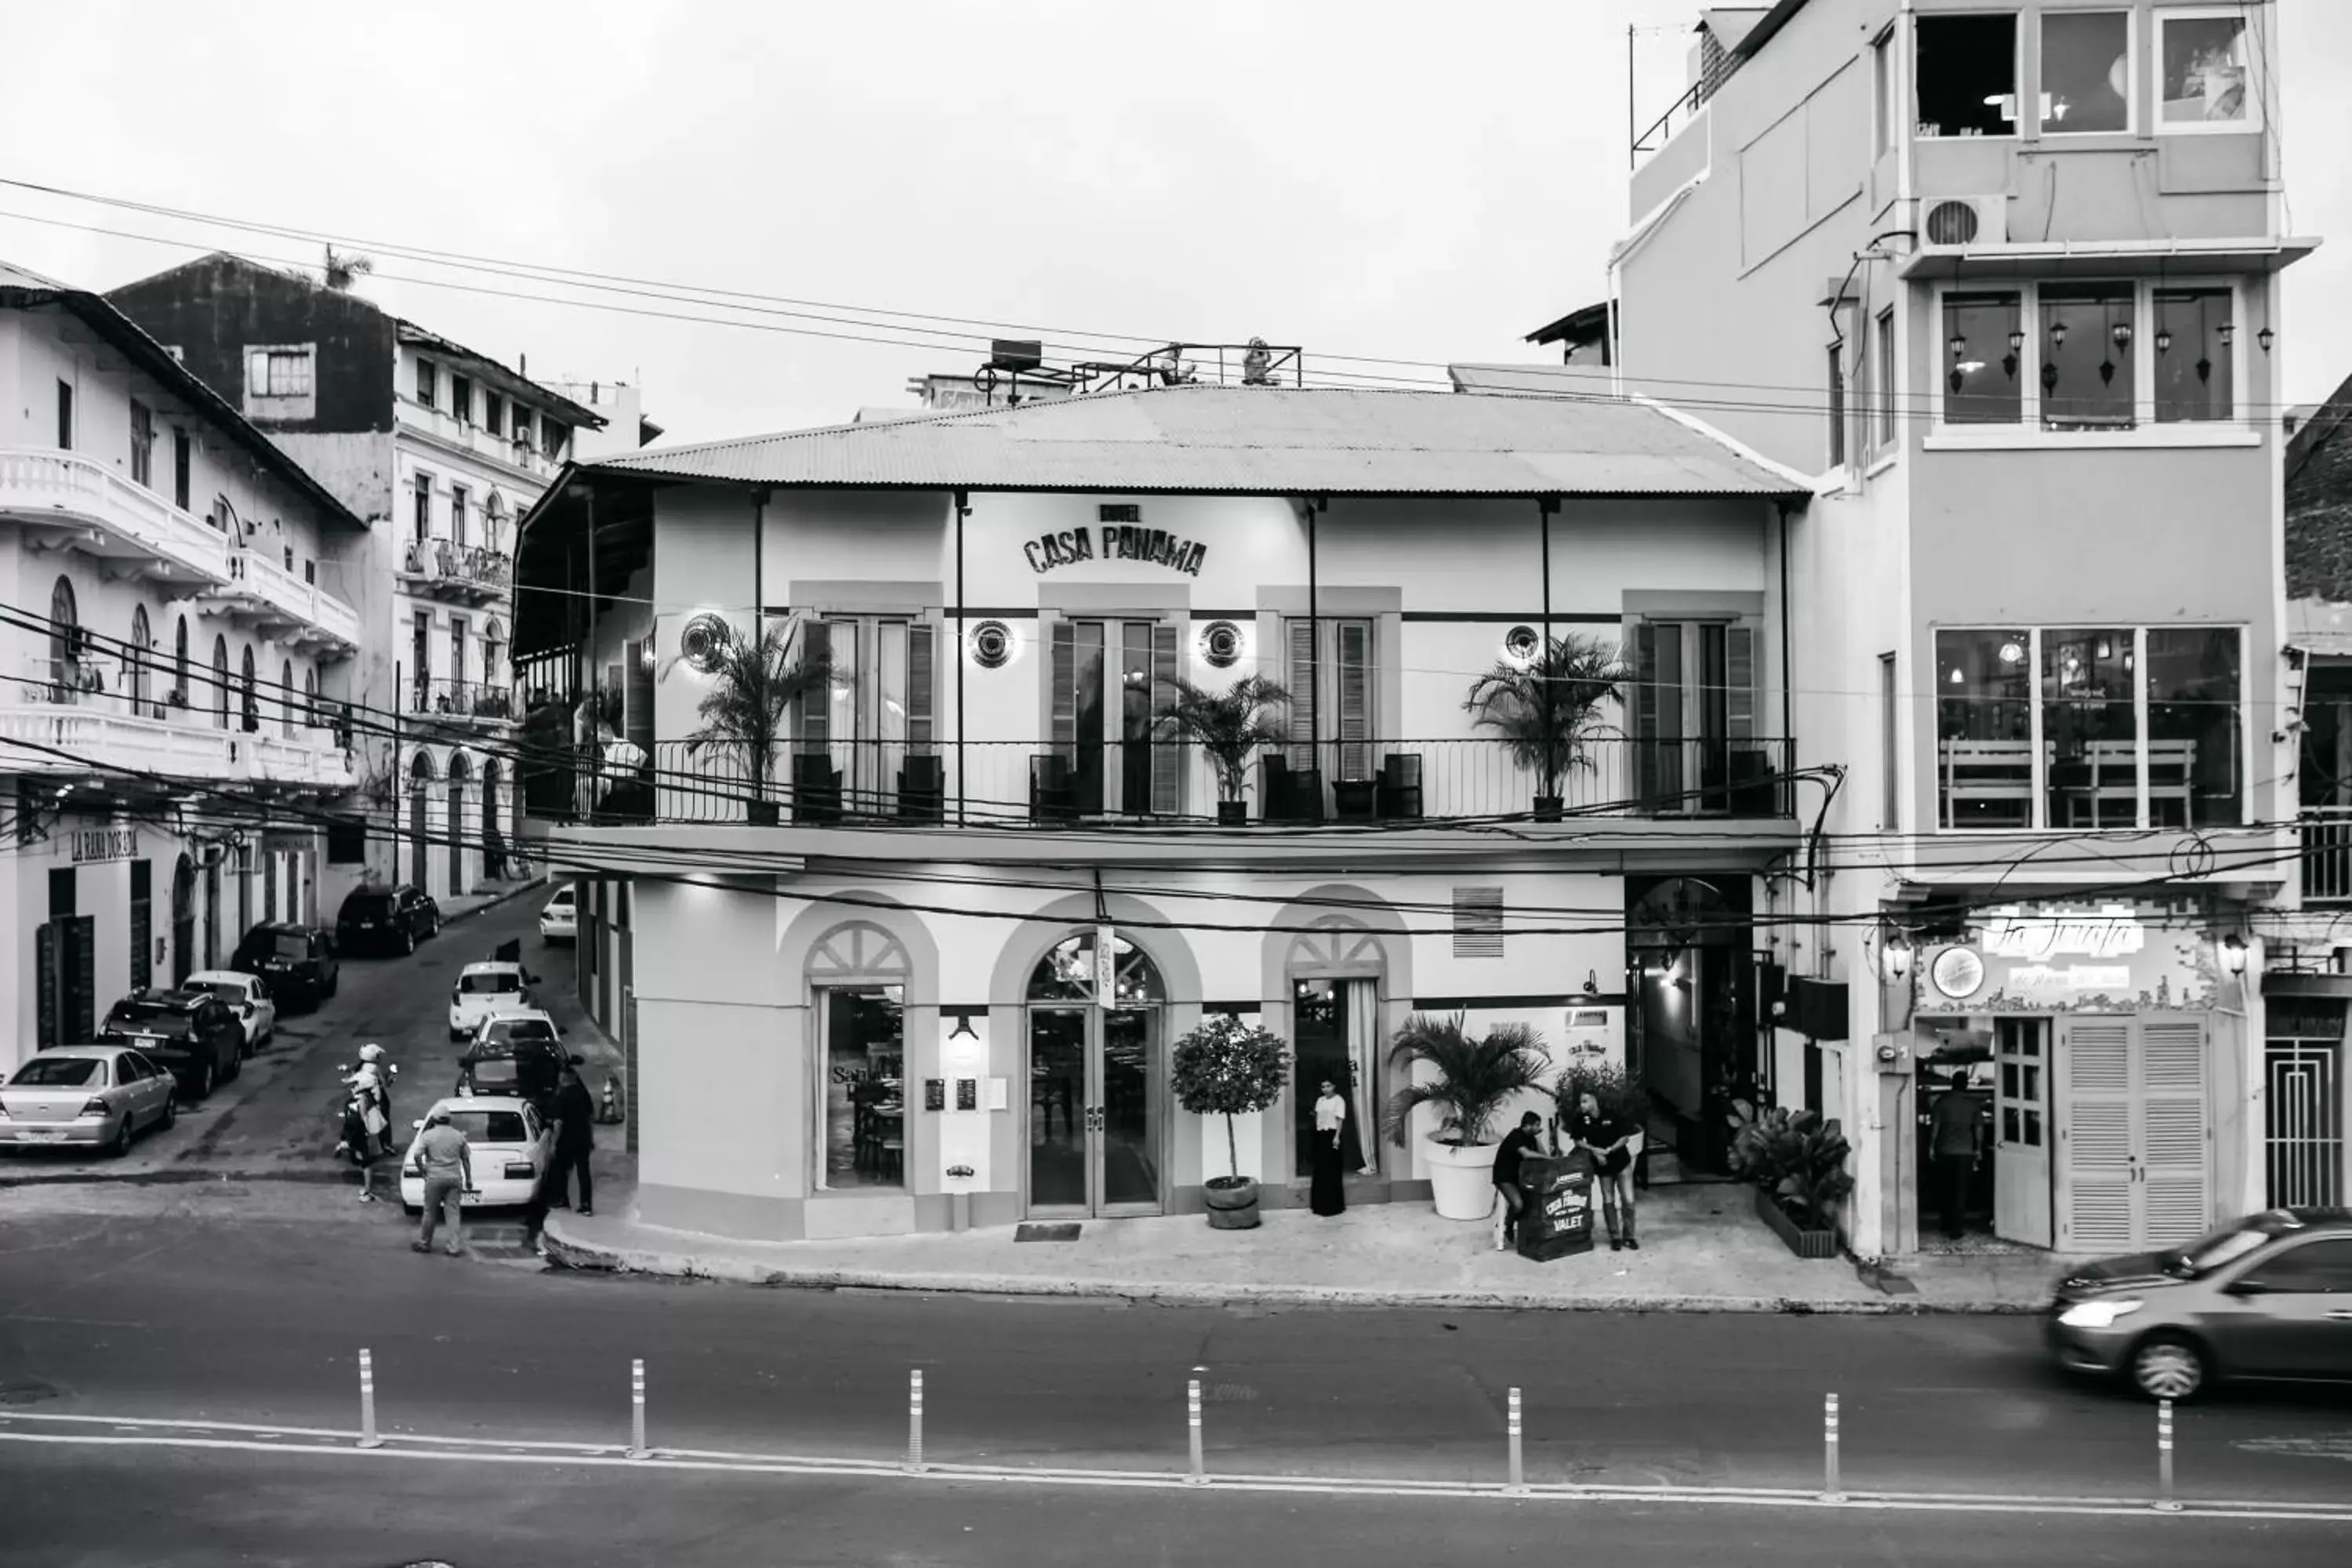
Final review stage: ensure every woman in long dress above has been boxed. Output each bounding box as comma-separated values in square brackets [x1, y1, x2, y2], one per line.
[1309, 1079, 1348, 1217]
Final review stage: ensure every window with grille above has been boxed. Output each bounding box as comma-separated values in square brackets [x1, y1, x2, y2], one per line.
[1452, 887, 1504, 959]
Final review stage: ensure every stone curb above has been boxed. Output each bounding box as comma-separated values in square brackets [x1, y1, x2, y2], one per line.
[537, 1226, 2044, 1316]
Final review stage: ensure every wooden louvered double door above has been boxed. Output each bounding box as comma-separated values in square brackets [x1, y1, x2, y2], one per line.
[2056, 1014, 2212, 1254]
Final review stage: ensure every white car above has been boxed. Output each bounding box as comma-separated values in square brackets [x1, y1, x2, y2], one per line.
[397, 1096, 550, 1213]
[539, 885, 576, 944]
[183, 970, 276, 1055]
[0, 1046, 177, 1156]
[448, 960, 534, 1040]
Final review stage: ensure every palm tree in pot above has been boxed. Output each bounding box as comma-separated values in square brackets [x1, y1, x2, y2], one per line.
[1155, 675, 1291, 825]
[1382, 1011, 1548, 1221]
[683, 618, 830, 826]
[1462, 633, 1632, 821]
[1169, 1014, 1290, 1229]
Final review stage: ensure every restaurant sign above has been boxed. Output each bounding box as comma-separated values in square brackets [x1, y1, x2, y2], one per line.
[71, 826, 140, 864]
[1024, 524, 1207, 577]
[1916, 901, 2217, 1014]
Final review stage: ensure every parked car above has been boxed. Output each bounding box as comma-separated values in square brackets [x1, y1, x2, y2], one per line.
[539, 884, 576, 944]
[183, 970, 276, 1056]
[336, 885, 441, 955]
[455, 1011, 571, 1109]
[228, 920, 339, 1009]
[397, 1096, 551, 1213]
[2046, 1207, 2352, 1401]
[448, 961, 537, 1040]
[0, 1045, 177, 1156]
[94, 989, 245, 1100]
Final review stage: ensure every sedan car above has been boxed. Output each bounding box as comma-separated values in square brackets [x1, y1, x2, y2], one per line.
[397, 1096, 550, 1212]
[448, 961, 535, 1040]
[336, 884, 441, 956]
[2046, 1207, 2352, 1401]
[455, 1012, 570, 1109]
[228, 921, 339, 1010]
[96, 989, 245, 1100]
[539, 884, 576, 945]
[183, 970, 276, 1055]
[0, 1046, 177, 1156]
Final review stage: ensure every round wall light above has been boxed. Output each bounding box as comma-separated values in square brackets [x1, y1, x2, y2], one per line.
[1200, 619, 1243, 669]
[1504, 625, 1541, 664]
[677, 612, 732, 674]
[970, 619, 1014, 670]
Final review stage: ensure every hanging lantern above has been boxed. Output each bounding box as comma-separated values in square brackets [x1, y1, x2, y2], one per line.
[2259, 326, 2276, 353]
[1948, 367, 1965, 395]
[2052, 321, 2071, 349]
[2007, 328, 2025, 354]
[2219, 321, 2237, 346]
[2112, 321, 2133, 350]
[2196, 356, 2213, 384]
[1948, 331, 1968, 358]
[2099, 359, 2117, 386]
[2154, 327, 2173, 354]
[2040, 361, 2060, 394]
[2002, 350, 2019, 381]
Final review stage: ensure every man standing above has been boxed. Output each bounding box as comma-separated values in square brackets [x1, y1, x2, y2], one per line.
[411, 1109, 473, 1257]
[1927, 1069, 1985, 1241]
[1491, 1111, 1545, 1248]
[1568, 1091, 1641, 1252]
[524, 1062, 597, 1248]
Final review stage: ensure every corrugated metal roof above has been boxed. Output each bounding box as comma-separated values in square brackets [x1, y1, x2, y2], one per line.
[584, 384, 1805, 496]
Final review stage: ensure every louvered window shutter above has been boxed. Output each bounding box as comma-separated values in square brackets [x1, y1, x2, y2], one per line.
[908, 623, 935, 753]
[2059, 1018, 2135, 1253]
[1338, 621, 1372, 781]
[1050, 620, 1076, 757]
[1287, 619, 1316, 768]
[797, 622, 830, 753]
[1151, 622, 1181, 814]
[1726, 624, 1757, 740]
[1634, 622, 1659, 803]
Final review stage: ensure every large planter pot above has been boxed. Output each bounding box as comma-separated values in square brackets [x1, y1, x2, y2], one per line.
[1203, 1175, 1261, 1229]
[1753, 1185, 1840, 1259]
[1215, 800, 1249, 826]
[1532, 795, 1565, 822]
[746, 800, 781, 826]
[1424, 1138, 1500, 1221]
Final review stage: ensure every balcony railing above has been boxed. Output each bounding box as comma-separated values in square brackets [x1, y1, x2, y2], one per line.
[524, 736, 1796, 829]
[400, 402, 565, 477]
[408, 677, 516, 724]
[397, 537, 512, 600]
[220, 549, 361, 649]
[2, 655, 350, 786]
[0, 448, 234, 585]
[2302, 810, 2352, 905]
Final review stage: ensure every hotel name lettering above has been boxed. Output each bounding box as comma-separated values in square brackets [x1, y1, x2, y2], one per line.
[72, 826, 140, 863]
[1024, 525, 1207, 577]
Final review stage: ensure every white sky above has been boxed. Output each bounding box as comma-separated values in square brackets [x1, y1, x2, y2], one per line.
[2, 0, 2346, 441]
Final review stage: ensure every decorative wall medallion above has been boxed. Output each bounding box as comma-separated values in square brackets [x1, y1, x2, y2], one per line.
[1930, 946, 1985, 1000]
[1200, 619, 1243, 669]
[971, 619, 1013, 669]
[678, 612, 732, 674]
[1504, 625, 1541, 662]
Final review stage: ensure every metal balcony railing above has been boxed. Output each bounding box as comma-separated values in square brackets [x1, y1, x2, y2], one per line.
[2301, 809, 2352, 904]
[408, 678, 517, 722]
[398, 538, 512, 597]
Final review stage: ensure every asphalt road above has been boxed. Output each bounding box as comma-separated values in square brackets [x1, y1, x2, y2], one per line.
[1, 1443, 2345, 1568]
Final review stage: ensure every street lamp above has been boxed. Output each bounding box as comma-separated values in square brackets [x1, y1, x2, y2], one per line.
[2220, 935, 2249, 977]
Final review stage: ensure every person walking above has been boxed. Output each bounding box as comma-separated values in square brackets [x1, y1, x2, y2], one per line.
[410, 1109, 473, 1257]
[1308, 1078, 1349, 1217]
[1927, 1069, 1986, 1241]
[524, 1063, 598, 1247]
[1492, 1110, 1545, 1248]
[1568, 1091, 1641, 1251]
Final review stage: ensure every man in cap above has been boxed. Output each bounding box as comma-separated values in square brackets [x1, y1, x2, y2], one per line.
[411, 1109, 474, 1257]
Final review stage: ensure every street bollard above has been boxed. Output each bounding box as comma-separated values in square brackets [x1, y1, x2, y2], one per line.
[1186, 1378, 1206, 1486]
[2155, 1398, 2181, 1512]
[1505, 1386, 1526, 1494]
[906, 1369, 926, 1474]
[356, 1348, 381, 1450]
[1822, 1392, 1842, 1502]
[628, 1359, 647, 1460]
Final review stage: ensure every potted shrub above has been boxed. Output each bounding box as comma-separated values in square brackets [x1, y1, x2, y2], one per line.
[1155, 676, 1291, 826]
[1726, 1101, 1852, 1259]
[1550, 1061, 1649, 1178]
[683, 618, 829, 826]
[1382, 1011, 1548, 1221]
[1170, 1014, 1290, 1229]
[1462, 633, 1631, 821]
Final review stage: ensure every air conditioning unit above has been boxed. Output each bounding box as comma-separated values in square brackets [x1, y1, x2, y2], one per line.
[1918, 195, 2007, 249]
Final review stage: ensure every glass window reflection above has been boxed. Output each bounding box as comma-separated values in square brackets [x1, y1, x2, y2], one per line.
[2147, 628, 2241, 826]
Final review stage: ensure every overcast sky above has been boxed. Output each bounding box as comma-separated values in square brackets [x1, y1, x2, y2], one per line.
[3, 0, 2346, 443]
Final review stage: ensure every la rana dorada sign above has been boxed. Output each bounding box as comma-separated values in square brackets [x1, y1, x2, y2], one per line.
[1024, 523, 1207, 577]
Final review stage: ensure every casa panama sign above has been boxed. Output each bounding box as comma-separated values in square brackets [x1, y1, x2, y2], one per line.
[1915, 900, 2217, 1015]
[1024, 524, 1207, 577]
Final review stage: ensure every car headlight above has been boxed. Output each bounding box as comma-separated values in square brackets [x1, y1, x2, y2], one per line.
[2057, 1298, 2145, 1330]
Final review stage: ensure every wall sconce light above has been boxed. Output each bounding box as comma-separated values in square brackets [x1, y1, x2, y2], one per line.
[2259, 327, 2276, 354]
[1947, 331, 1968, 358]
[948, 1011, 978, 1042]
[637, 641, 656, 674]
[2220, 935, 2249, 978]
[2154, 327, 2173, 354]
[1582, 969, 1599, 996]
[2006, 328, 2025, 354]
[2051, 321, 2070, 350]
[2219, 321, 2236, 347]
[1879, 931, 1914, 983]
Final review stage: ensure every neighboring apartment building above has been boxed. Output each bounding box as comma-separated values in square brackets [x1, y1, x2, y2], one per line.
[510, 385, 1813, 1242]
[106, 255, 608, 906]
[0, 263, 367, 1074]
[1601, 0, 2315, 1256]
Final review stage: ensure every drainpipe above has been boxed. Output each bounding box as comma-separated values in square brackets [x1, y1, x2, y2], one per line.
[955, 489, 969, 827]
[1538, 496, 1558, 649]
[1777, 500, 1794, 748]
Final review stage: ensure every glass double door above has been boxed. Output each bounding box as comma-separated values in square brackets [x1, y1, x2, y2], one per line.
[1028, 1007, 1162, 1215]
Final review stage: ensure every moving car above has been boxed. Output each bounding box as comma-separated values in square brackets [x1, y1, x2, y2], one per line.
[0, 1045, 176, 1156]
[2046, 1207, 2352, 1401]
[228, 921, 339, 1009]
[539, 884, 576, 945]
[336, 884, 441, 956]
[183, 970, 276, 1055]
[96, 989, 245, 1100]
[448, 960, 536, 1040]
[397, 1095, 551, 1212]
[455, 1011, 571, 1109]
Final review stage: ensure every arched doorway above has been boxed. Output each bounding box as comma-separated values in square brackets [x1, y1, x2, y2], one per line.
[1285, 921, 1389, 1182]
[481, 759, 505, 878]
[1026, 931, 1166, 1216]
[447, 752, 472, 895]
[170, 854, 195, 986]
[202, 853, 220, 970]
[408, 751, 437, 891]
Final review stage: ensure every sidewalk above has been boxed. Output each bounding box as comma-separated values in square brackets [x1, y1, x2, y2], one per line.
[542, 1167, 2067, 1315]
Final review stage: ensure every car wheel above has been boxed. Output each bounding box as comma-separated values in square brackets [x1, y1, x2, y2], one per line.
[223, 1049, 240, 1083]
[194, 1061, 216, 1101]
[2130, 1334, 2209, 1403]
[401, 928, 417, 956]
[105, 1116, 134, 1159]
[158, 1097, 176, 1132]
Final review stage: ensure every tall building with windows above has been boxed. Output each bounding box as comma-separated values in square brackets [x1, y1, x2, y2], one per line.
[108, 255, 619, 905]
[1599, 1, 2316, 1255]
[0, 262, 368, 1073]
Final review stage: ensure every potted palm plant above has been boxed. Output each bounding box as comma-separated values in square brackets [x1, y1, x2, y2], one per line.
[1382, 1011, 1548, 1221]
[1155, 675, 1291, 826]
[684, 618, 829, 826]
[1170, 1014, 1290, 1229]
[1726, 1100, 1852, 1259]
[1462, 633, 1632, 821]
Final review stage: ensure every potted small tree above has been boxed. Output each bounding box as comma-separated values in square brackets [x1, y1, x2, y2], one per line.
[684, 618, 829, 826]
[1726, 1101, 1852, 1259]
[1462, 633, 1632, 821]
[1156, 676, 1291, 826]
[1382, 1011, 1548, 1221]
[1170, 1014, 1290, 1229]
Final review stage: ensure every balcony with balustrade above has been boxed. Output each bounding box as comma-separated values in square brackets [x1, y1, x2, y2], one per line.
[408, 676, 517, 729]
[2, 655, 353, 794]
[0, 449, 233, 590]
[396, 536, 511, 605]
[194, 548, 361, 656]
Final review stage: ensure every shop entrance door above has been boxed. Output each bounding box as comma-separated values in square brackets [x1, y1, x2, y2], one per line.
[2056, 1014, 2210, 1252]
[1025, 1006, 1163, 1215]
[1993, 1018, 2053, 1247]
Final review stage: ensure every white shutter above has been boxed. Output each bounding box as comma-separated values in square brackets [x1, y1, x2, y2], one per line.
[2137, 1014, 2211, 1246]
[1338, 620, 1372, 781]
[1286, 619, 1316, 769]
[2058, 1017, 2134, 1253]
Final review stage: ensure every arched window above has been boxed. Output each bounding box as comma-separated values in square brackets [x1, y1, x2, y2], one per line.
[483, 617, 505, 695]
[211, 635, 230, 728]
[128, 605, 151, 714]
[173, 615, 190, 708]
[409, 748, 438, 785]
[239, 646, 259, 732]
[48, 575, 79, 699]
[484, 493, 506, 555]
[1026, 931, 1164, 1004]
[280, 659, 296, 737]
[304, 668, 319, 728]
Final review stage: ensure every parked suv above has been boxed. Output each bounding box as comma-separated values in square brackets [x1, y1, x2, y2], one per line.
[2046, 1207, 2352, 1400]
[336, 885, 441, 956]
[228, 920, 340, 1010]
[95, 989, 245, 1101]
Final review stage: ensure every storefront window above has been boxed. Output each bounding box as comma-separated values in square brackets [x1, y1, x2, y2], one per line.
[819, 986, 905, 1190]
[2153, 289, 2234, 423]
[1293, 978, 1379, 1178]
[1943, 293, 2024, 424]
[2147, 627, 2241, 826]
[1936, 629, 2033, 828]
[2038, 284, 2136, 429]
[2042, 629, 2136, 829]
